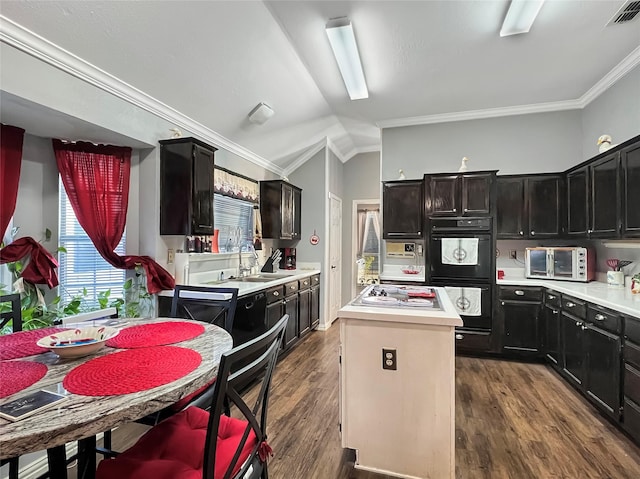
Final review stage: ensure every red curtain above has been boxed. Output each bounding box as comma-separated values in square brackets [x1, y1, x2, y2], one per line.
[0, 124, 25, 238]
[52, 139, 174, 294]
[0, 124, 60, 288]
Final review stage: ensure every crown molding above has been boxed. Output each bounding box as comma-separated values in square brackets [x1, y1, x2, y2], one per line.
[377, 99, 582, 129]
[282, 139, 327, 177]
[326, 137, 348, 163]
[0, 15, 283, 176]
[579, 45, 640, 107]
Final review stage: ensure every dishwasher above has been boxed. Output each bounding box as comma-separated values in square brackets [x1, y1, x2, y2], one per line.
[231, 291, 267, 347]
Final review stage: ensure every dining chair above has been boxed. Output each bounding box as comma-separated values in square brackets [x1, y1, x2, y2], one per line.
[171, 285, 240, 336]
[95, 313, 288, 479]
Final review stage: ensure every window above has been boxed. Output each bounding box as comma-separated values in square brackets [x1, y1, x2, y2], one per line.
[213, 194, 255, 252]
[58, 178, 126, 309]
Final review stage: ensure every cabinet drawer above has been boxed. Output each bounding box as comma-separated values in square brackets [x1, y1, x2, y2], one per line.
[311, 274, 321, 287]
[284, 281, 299, 296]
[623, 397, 640, 443]
[562, 295, 586, 319]
[587, 304, 621, 334]
[266, 286, 284, 305]
[499, 286, 542, 302]
[626, 341, 640, 372]
[626, 316, 640, 344]
[454, 330, 491, 353]
[625, 363, 640, 405]
[299, 277, 311, 290]
[544, 290, 561, 309]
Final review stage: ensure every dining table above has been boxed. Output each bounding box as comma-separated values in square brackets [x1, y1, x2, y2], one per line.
[0, 317, 233, 477]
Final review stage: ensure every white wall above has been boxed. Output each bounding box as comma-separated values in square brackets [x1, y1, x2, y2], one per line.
[581, 65, 640, 161]
[381, 110, 583, 180]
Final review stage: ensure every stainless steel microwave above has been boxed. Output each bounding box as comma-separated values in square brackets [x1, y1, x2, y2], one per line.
[525, 247, 596, 282]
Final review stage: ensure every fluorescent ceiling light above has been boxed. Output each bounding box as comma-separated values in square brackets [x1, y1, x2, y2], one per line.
[326, 17, 368, 100]
[500, 0, 546, 37]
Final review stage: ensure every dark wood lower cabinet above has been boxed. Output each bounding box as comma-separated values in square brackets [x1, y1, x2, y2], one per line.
[283, 292, 299, 349]
[543, 303, 561, 367]
[298, 287, 311, 337]
[561, 311, 586, 387]
[585, 325, 621, 418]
[310, 285, 320, 330]
[501, 300, 541, 354]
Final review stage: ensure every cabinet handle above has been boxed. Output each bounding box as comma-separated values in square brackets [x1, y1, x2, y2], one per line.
[581, 325, 588, 331]
[464, 208, 468, 212]
[548, 295, 555, 300]
[575, 321, 583, 326]
[417, 231, 421, 235]
[501, 301, 505, 306]
[515, 290, 525, 296]
[519, 231, 524, 236]
[453, 208, 457, 212]
[531, 231, 535, 236]
[566, 302, 575, 308]
[290, 286, 296, 290]
[273, 291, 279, 297]
[552, 310, 558, 314]
[455, 334, 463, 340]
[594, 313, 605, 321]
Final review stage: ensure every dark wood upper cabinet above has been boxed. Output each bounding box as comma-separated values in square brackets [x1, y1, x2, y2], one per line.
[426, 171, 495, 217]
[621, 142, 640, 237]
[260, 180, 302, 240]
[566, 165, 590, 237]
[382, 180, 423, 239]
[159, 137, 216, 236]
[590, 151, 621, 238]
[496, 175, 564, 239]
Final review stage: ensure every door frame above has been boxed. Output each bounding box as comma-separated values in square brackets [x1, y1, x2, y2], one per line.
[351, 199, 380, 299]
[326, 192, 342, 327]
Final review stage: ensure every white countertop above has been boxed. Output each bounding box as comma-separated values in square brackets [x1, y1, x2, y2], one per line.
[338, 286, 462, 327]
[379, 264, 426, 283]
[159, 269, 321, 298]
[497, 268, 640, 319]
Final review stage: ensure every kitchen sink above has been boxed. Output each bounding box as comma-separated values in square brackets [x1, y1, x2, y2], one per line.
[236, 277, 274, 282]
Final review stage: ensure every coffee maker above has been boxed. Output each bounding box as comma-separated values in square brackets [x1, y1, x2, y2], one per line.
[279, 248, 297, 270]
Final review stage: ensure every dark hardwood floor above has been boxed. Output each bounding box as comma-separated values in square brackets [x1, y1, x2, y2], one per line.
[74, 323, 640, 478]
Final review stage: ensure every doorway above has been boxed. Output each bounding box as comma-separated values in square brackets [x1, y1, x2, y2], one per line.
[352, 200, 381, 298]
[328, 194, 342, 325]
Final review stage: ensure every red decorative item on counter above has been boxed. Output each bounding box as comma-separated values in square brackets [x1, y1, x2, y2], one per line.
[0, 327, 68, 360]
[63, 346, 202, 396]
[106, 321, 204, 349]
[0, 361, 48, 398]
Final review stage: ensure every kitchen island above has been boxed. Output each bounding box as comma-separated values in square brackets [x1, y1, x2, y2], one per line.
[338, 284, 462, 479]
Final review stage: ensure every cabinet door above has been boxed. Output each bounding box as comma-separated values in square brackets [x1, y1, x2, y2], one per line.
[283, 294, 299, 349]
[461, 173, 493, 216]
[621, 142, 640, 237]
[428, 175, 459, 216]
[527, 175, 564, 238]
[496, 177, 525, 238]
[382, 180, 423, 238]
[501, 300, 541, 354]
[585, 325, 621, 418]
[292, 187, 302, 240]
[281, 183, 294, 239]
[310, 285, 320, 329]
[266, 301, 284, 350]
[567, 166, 589, 237]
[590, 152, 620, 237]
[562, 312, 585, 387]
[191, 144, 215, 235]
[298, 288, 311, 337]
[543, 304, 561, 367]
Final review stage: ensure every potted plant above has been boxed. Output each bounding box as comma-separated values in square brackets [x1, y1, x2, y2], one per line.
[632, 273, 640, 295]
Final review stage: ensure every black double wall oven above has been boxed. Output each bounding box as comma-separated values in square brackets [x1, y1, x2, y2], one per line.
[428, 217, 494, 333]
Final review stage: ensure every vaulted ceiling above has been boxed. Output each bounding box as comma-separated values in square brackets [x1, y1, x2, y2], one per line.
[1, 1, 638, 171]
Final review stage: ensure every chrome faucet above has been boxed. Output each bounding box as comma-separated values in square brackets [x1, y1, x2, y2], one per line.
[238, 241, 258, 277]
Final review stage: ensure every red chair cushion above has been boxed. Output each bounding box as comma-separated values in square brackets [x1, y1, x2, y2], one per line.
[170, 378, 216, 412]
[96, 407, 257, 479]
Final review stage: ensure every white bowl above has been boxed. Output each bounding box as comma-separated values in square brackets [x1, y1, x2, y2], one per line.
[37, 326, 119, 359]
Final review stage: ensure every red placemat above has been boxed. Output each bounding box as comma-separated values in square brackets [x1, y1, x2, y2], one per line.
[0, 361, 48, 398]
[0, 328, 68, 360]
[106, 321, 204, 349]
[63, 346, 202, 396]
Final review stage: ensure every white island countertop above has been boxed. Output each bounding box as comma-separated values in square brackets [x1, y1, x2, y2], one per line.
[497, 268, 640, 319]
[338, 286, 462, 327]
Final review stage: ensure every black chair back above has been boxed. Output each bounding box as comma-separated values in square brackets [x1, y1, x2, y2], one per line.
[170, 286, 239, 334]
[0, 293, 22, 332]
[202, 314, 288, 479]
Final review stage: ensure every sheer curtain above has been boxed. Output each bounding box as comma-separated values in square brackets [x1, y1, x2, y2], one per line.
[53, 139, 174, 294]
[0, 125, 59, 288]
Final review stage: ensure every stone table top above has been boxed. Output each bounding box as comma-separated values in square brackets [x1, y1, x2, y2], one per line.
[0, 317, 233, 459]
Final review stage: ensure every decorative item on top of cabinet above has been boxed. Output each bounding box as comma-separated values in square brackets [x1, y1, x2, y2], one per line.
[159, 137, 216, 235]
[259, 180, 302, 240]
[425, 171, 496, 217]
[382, 179, 423, 239]
[496, 174, 565, 239]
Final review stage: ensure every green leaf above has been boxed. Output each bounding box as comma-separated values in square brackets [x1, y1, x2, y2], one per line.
[123, 279, 133, 290]
[58, 246, 67, 253]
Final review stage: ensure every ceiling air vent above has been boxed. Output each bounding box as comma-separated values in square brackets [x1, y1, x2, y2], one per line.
[606, 1, 640, 26]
